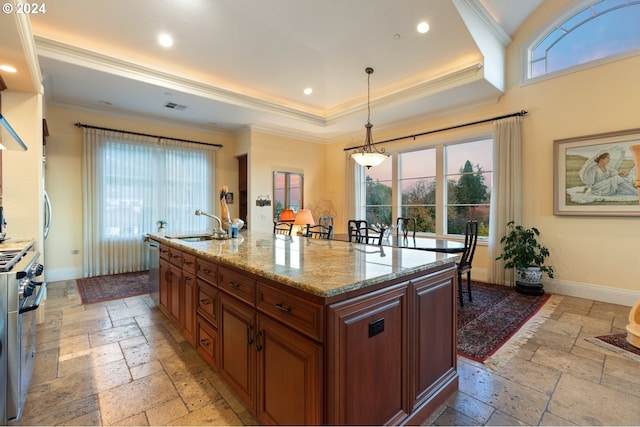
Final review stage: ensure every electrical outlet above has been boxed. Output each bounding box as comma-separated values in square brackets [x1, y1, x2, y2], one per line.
[72, 248, 79, 254]
[260, 214, 267, 221]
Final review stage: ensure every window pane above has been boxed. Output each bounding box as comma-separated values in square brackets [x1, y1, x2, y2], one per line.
[364, 156, 392, 226]
[530, 1, 640, 79]
[445, 139, 492, 236]
[399, 149, 436, 233]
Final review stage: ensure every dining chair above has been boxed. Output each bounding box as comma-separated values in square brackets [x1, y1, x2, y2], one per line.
[396, 217, 417, 239]
[348, 220, 383, 245]
[273, 221, 294, 235]
[305, 224, 333, 239]
[457, 220, 479, 306]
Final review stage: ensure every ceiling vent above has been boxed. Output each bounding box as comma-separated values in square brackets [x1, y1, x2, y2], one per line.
[164, 102, 187, 111]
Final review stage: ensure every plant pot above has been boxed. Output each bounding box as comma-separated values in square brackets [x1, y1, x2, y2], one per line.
[516, 267, 543, 284]
[157, 227, 165, 234]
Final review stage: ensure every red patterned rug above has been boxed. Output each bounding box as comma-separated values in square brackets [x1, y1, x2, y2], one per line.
[76, 271, 150, 304]
[458, 281, 551, 362]
[586, 333, 640, 362]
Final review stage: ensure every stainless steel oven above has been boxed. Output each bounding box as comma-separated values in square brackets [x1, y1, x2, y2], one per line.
[0, 247, 45, 422]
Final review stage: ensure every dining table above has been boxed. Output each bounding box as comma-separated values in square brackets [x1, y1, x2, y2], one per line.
[333, 233, 466, 254]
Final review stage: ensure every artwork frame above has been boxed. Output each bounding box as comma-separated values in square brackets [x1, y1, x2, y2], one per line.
[554, 128, 640, 216]
[225, 192, 234, 204]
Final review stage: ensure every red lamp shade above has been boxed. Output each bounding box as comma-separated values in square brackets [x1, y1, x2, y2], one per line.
[278, 209, 296, 222]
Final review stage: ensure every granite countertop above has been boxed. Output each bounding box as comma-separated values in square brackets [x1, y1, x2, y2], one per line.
[148, 230, 457, 298]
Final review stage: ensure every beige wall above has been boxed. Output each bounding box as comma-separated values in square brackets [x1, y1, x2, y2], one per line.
[326, 1, 640, 305]
[43, 106, 234, 280]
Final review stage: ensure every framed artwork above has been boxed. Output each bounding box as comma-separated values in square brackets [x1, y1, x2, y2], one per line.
[225, 192, 234, 204]
[554, 128, 640, 216]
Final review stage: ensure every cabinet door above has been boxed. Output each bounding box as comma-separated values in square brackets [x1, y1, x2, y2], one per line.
[327, 284, 409, 426]
[219, 293, 256, 410]
[158, 259, 171, 316]
[410, 271, 456, 409]
[256, 315, 323, 425]
[182, 270, 197, 346]
[168, 263, 182, 326]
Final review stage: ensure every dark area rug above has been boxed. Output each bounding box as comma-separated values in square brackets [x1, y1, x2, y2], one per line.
[458, 281, 551, 363]
[586, 333, 640, 362]
[76, 270, 150, 304]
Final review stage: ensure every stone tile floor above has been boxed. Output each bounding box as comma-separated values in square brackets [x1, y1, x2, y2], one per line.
[13, 280, 640, 426]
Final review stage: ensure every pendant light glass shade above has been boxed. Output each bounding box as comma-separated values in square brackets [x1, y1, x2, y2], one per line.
[351, 67, 389, 169]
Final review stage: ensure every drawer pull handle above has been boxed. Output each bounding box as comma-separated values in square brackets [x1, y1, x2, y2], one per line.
[184, 276, 192, 281]
[200, 299, 211, 305]
[247, 324, 254, 345]
[228, 281, 240, 289]
[256, 330, 263, 352]
[200, 339, 210, 347]
[202, 268, 212, 274]
[275, 303, 292, 313]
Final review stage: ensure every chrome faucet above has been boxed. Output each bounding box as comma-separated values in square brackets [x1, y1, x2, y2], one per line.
[195, 209, 226, 235]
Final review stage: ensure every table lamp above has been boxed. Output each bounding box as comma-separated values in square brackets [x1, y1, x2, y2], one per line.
[294, 209, 315, 236]
[278, 209, 296, 223]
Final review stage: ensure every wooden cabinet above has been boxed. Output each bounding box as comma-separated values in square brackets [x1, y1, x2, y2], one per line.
[219, 269, 323, 425]
[327, 283, 409, 426]
[410, 270, 457, 411]
[220, 292, 256, 408]
[256, 314, 322, 425]
[154, 239, 457, 426]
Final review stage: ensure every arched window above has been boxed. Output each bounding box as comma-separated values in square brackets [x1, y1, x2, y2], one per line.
[528, 0, 640, 79]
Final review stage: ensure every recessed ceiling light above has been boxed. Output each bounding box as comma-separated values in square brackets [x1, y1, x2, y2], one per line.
[0, 65, 17, 73]
[158, 33, 173, 48]
[304, 88, 313, 95]
[417, 22, 430, 34]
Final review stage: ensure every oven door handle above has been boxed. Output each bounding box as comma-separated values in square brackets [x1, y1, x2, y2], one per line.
[19, 281, 47, 314]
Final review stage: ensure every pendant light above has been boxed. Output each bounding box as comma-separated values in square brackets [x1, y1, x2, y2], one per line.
[351, 67, 389, 169]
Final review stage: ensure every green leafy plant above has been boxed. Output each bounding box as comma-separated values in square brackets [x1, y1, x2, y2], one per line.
[157, 220, 167, 228]
[496, 221, 554, 278]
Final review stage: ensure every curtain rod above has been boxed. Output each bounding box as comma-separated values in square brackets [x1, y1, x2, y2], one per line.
[74, 122, 223, 148]
[344, 110, 527, 151]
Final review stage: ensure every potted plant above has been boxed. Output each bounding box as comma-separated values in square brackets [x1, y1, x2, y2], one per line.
[157, 220, 167, 233]
[496, 221, 554, 295]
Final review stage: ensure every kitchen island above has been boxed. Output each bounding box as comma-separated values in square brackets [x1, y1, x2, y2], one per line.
[148, 231, 459, 425]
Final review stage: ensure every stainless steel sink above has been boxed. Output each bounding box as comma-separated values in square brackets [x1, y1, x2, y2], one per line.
[166, 233, 229, 241]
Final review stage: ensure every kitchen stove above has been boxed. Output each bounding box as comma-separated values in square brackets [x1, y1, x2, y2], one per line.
[0, 243, 45, 423]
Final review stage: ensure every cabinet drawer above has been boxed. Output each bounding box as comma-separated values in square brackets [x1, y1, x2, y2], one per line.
[257, 283, 324, 342]
[169, 248, 183, 267]
[196, 315, 218, 370]
[182, 252, 197, 274]
[219, 267, 256, 306]
[197, 258, 217, 285]
[197, 279, 218, 326]
[159, 245, 171, 260]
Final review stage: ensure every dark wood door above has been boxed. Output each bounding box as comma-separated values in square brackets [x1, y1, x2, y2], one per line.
[219, 293, 256, 410]
[256, 315, 323, 425]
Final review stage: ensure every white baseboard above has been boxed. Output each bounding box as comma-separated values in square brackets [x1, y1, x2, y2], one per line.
[471, 268, 638, 307]
[46, 267, 83, 283]
[543, 279, 638, 307]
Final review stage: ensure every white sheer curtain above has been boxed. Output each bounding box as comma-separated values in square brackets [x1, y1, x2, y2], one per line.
[82, 128, 216, 277]
[487, 116, 522, 286]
